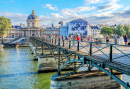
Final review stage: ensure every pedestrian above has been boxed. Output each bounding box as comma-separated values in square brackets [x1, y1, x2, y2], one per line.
[62, 35, 64, 40]
[90, 36, 94, 42]
[119, 36, 124, 45]
[65, 35, 68, 40]
[72, 36, 75, 45]
[95, 39, 98, 45]
[81, 35, 83, 42]
[87, 35, 90, 42]
[123, 35, 127, 45]
[50, 35, 52, 39]
[106, 35, 109, 43]
[76, 35, 80, 41]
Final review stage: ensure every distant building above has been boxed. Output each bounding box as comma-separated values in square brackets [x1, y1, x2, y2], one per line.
[60, 19, 90, 37]
[8, 10, 42, 38]
[90, 25, 101, 38]
[8, 24, 23, 38]
[60, 18, 106, 38]
[43, 23, 60, 36]
[27, 10, 39, 27]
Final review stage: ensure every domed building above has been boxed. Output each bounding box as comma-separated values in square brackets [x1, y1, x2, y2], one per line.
[27, 10, 39, 27]
[20, 10, 42, 37]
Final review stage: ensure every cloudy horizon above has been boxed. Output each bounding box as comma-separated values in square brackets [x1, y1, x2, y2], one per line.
[0, 0, 130, 27]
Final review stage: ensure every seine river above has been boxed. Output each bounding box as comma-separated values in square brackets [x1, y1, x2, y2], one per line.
[0, 47, 129, 89]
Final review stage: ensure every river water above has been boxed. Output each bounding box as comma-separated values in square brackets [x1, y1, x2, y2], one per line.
[0, 47, 129, 89]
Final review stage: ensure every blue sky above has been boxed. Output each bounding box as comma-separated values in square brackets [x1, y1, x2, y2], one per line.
[0, 0, 130, 26]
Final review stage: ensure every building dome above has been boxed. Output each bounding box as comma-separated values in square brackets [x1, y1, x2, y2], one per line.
[27, 10, 39, 20]
[27, 15, 39, 20]
[27, 10, 39, 27]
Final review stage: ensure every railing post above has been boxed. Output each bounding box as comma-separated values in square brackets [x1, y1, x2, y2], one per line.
[69, 40, 71, 49]
[90, 42, 92, 56]
[109, 45, 112, 62]
[63, 40, 64, 47]
[77, 41, 79, 51]
[58, 38, 60, 46]
[109, 44, 113, 77]
[55, 39, 56, 45]
[58, 48, 60, 75]
[52, 38, 53, 44]
[41, 38, 43, 55]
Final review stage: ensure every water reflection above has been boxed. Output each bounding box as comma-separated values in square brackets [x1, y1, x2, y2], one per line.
[0, 72, 38, 78]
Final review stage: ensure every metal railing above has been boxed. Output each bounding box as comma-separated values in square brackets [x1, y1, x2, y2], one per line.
[31, 37, 130, 66]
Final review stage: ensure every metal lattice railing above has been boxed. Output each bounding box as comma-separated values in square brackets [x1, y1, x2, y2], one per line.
[30, 37, 130, 66]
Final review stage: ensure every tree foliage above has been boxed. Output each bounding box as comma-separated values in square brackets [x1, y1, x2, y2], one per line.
[100, 27, 113, 36]
[75, 32, 78, 36]
[116, 24, 126, 37]
[0, 16, 11, 43]
[123, 24, 130, 38]
[100, 24, 130, 38]
[69, 33, 71, 37]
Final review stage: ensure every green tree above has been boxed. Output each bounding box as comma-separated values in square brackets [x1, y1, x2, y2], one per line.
[0, 16, 11, 44]
[100, 27, 113, 36]
[80, 33, 82, 36]
[124, 24, 130, 38]
[128, 29, 130, 38]
[116, 24, 126, 37]
[69, 33, 71, 37]
[75, 32, 78, 36]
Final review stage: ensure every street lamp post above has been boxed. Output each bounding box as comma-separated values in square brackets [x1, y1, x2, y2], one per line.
[114, 24, 117, 44]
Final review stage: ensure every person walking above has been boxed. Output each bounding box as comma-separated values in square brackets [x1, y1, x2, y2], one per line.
[123, 35, 127, 45]
[90, 36, 94, 42]
[61, 35, 64, 41]
[72, 35, 75, 45]
[106, 35, 109, 43]
[119, 36, 124, 45]
[76, 35, 80, 41]
[87, 35, 90, 42]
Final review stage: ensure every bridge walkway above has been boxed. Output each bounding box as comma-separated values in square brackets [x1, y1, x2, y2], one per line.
[30, 37, 130, 89]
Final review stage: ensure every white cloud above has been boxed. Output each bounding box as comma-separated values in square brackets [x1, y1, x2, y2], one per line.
[85, 0, 120, 4]
[85, 0, 103, 4]
[97, 3, 122, 12]
[92, 11, 114, 17]
[74, 6, 95, 12]
[1, 8, 130, 27]
[60, 6, 95, 16]
[44, 4, 58, 10]
[60, 10, 71, 16]
[125, 6, 130, 10]
[0, 11, 27, 25]
[108, 0, 120, 3]
[51, 13, 63, 18]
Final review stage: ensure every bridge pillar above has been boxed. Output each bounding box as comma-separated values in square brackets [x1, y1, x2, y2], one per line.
[38, 55, 57, 73]
[33, 48, 37, 60]
[51, 71, 121, 89]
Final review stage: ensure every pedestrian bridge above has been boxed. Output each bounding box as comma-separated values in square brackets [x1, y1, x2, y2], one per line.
[30, 37, 130, 89]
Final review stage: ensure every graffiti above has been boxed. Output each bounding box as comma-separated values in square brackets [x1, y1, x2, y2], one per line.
[68, 23, 87, 36]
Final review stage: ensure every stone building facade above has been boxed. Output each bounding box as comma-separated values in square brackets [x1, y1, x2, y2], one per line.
[43, 23, 60, 36]
[8, 10, 42, 38]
